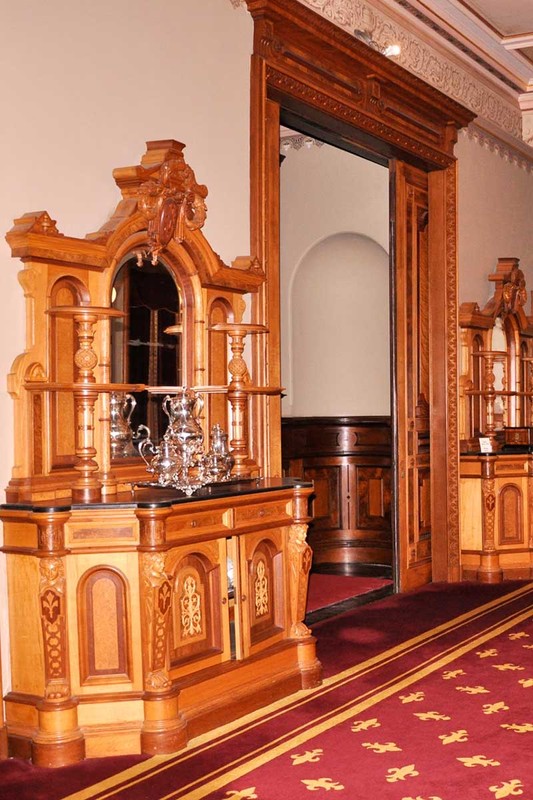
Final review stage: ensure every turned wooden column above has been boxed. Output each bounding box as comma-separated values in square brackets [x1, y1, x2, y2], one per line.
[477, 455, 503, 583]
[136, 506, 187, 754]
[31, 510, 86, 767]
[210, 323, 268, 478]
[47, 306, 124, 503]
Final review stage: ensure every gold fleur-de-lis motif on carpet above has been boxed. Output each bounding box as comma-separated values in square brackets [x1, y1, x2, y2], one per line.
[509, 632, 529, 640]
[442, 669, 465, 679]
[489, 779, 524, 798]
[401, 796, 443, 800]
[439, 729, 469, 744]
[413, 711, 451, 721]
[518, 677, 533, 687]
[351, 717, 380, 732]
[362, 741, 402, 753]
[493, 663, 525, 672]
[476, 648, 498, 658]
[225, 788, 258, 799]
[457, 755, 501, 768]
[522, 644, 533, 650]
[400, 691, 425, 703]
[385, 764, 419, 782]
[482, 701, 509, 714]
[301, 777, 344, 791]
[291, 749, 323, 765]
[501, 722, 533, 733]
[456, 685, 490, 694]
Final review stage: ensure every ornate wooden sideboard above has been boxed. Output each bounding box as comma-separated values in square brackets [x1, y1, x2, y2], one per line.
[1, 479, 318, 766]
[0, 141, 321, 765]
[459, 259, 533, 581]
[282, 417, 392, 576]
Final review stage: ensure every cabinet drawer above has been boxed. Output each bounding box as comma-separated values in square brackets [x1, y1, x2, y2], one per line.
[166, 509, 230, 540]
[233, 499, 291, 529]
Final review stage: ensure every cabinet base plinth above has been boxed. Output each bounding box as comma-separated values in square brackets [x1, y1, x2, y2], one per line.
[476, 552, 503, 583]
[32, 735, 85, 768]
[141, 690, 187, 755]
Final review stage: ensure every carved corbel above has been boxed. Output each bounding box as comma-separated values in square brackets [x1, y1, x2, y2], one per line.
[288, 523, 313, 638]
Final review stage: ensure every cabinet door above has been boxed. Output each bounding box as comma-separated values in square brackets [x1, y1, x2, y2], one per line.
[235, 528, 286, 659]
[167, 538, 231, 677]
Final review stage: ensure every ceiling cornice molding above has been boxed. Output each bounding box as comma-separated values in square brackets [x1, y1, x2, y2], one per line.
[461, 123, 533, 173]
[292, 0, 523, 144]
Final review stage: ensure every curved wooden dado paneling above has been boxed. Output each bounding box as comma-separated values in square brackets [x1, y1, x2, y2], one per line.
[282, 417, 392, 576]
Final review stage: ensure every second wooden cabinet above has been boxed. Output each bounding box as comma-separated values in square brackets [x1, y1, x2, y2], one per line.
[282, 417, 392, 576]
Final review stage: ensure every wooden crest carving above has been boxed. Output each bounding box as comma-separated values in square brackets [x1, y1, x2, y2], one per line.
[502, 264, 527, 314]
[137, 145, 208, 265]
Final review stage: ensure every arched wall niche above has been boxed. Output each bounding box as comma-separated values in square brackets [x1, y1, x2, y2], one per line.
[245, 0, 475, 585]
[4, 139, 266, 502]
[285, 232, 390, 417]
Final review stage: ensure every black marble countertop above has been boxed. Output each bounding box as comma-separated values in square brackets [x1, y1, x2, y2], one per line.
[0, 477, 313, 514]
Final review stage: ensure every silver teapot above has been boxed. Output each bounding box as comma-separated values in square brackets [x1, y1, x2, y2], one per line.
[138, 437, 181, 486]
[162, 388, 205, 453]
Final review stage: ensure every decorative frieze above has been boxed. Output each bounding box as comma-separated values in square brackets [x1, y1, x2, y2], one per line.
[461, 125, 533, 173]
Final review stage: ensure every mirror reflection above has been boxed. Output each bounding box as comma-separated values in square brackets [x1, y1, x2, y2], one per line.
[111, 256, 183, 451]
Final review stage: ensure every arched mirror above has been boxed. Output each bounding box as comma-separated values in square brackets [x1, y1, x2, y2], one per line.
[111, 256, 183, 448]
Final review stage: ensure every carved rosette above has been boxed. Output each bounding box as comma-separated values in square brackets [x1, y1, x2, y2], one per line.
[141, 552, 173, 692]
[288, 523, 313, 638]
[137, 151, 208, 264]
[39, 557, 70, 701]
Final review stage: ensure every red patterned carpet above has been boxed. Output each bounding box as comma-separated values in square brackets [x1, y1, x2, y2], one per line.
[305, 572, 392, 613]
[1, 581, 532, 800]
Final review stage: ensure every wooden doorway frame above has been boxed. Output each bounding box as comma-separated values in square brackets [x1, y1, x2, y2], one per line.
[245, 0, 475, 583]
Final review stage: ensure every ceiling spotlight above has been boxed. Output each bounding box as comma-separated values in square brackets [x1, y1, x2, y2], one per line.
[354, 29, 401, 58]
[383, 43, 401, 58]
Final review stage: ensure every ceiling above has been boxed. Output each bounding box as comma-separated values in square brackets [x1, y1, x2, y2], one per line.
[457, 0, 533, 60]
[397, 0, 533, 92]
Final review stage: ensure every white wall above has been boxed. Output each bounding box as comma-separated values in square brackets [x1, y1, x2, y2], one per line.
[456, 130, 533, 306]
[280, 142, 390, 416]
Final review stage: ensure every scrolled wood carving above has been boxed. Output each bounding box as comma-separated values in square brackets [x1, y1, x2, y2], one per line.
[288, 523, 313, 638]
[502, 265, 527, 314]
[137, 148, 208, 265]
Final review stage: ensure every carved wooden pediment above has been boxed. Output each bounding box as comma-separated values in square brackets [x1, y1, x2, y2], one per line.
[6, 140, 265, 293]
[460, 258, 533, 333]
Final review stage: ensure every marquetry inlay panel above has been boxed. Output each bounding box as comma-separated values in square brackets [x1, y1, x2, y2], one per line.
[39, 557, 69, 701]
[169, 553, 222, 667]
[78, 568, 131, 684]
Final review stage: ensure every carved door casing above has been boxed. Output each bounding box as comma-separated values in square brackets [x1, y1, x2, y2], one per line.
[393, 161, 432, 590]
